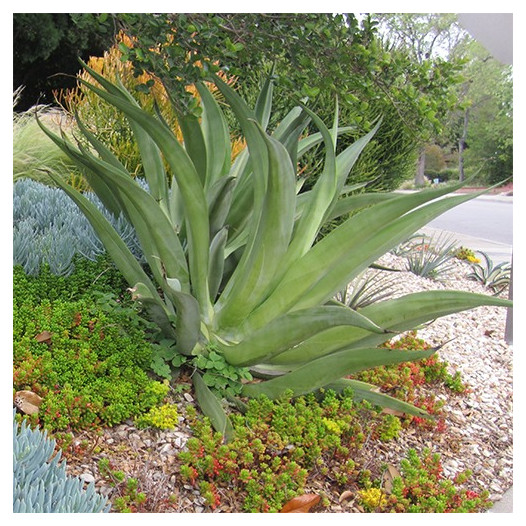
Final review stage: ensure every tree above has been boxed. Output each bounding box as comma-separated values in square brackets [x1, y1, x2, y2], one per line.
[373, 13, 468, 185]
[13, 13, 116, 110]
[447, 39, 513, 184]
[113, 13, 464, 190]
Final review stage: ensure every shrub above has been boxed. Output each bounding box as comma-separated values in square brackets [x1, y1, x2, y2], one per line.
[13, 255, 129, 306]
[13, 294, 168, 432]
[13, 105, 80, 186]
[13, 411, 110, 512]
[135, 403, 179, 430]
[38, 65, 512, 437]
[57, 31, 241, 183]
[178, 391, 376, 511]
[358, 448, 492, 512]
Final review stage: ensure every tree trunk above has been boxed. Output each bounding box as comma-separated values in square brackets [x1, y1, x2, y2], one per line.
[415, 149, 426, 187]
[458, 108, 470, 182]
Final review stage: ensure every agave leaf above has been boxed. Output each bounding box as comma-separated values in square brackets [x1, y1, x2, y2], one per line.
[210, 74, 268, 200]
[77, 74, 212, 315]
[177, 111, 208, 185]
[219, 305, 388, 367]
[242, 346, 435, 399]
[333, 121, 381, 195]
[208, 227, 229, 301]
[269, 289, 512, 365]
[207, 176, 236, 238]
[215, 122, 296, 331]
[326, 192, 399, 222]
[274, 106, 311, 166]
[245, 185, 477, 332]
[296, 192, 484, 310]
[192, 372, 234, 442]
[196, 82, 232, 187]
[80, 62, 170, 206]
[162, 280, 202, 354]
[49, 135, 191, 291]
[325, 378, 432, 418]
[280, 102, 337, 264]
[71, 111, 128, 217]
[254, 66, 275, 131]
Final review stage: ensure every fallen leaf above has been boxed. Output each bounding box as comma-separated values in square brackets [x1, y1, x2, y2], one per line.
[381, 407, 405, 417]
[35, 330, 52, 344]
[280, 494, 320, 513]
[338, 490, 354, 504]
[382, 464, 401, 494]
[14, 390, 43, 415]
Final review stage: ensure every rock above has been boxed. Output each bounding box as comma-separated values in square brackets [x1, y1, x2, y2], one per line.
[80, 473, 95, 484]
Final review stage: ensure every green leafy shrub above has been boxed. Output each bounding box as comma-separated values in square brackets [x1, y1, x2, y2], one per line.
[38, 65, 511, 436]
[178, 390, 404, 512]
[437, 167, 460, 182]
[358, 448, 492, 512]
[13, 296, 168, 432]
[135, 402, 179, 430]
[13, 255, 129, 306]
[13, 411, 110, 513]
[352, 332, 467, 432]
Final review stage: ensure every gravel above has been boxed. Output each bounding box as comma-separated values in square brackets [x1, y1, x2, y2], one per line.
[64, 253, 513, 512]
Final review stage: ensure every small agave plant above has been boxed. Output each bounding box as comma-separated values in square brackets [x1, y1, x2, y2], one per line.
[37, 62, 511, 439]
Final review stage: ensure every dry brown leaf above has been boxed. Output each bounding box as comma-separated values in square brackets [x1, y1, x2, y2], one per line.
[380, 407, 405, 417]
[382, 464, 401, 494]
[279, 494, 320, 513]
[338, 490, 354, 504]
[14, 390, 43, 415]
[35, 330, 52, 344]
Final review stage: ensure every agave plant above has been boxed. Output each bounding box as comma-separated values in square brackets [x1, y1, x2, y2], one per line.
[404, 232, 458, 281]
[36, 62, 511, 439]
[467, 251, 511, 294]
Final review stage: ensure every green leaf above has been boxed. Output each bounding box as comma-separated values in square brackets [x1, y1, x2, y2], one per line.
[325, 379, 432, 418]
[192, 372, 234, 442]
[244, 184, 477, 332]
[220, 305, 387, 367]
[78, 71, 212, 316]
[162, 281, 201, 355]
[269, 289, 512, 365]
[214, 122, 296, 332]
[196, 82, 232, 187]
[242, 346, 435, 399]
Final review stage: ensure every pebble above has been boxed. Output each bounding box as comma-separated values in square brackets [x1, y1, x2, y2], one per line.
[80, 473, 95, 484]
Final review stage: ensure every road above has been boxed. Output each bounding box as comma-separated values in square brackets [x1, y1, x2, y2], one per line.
[426, 196, 512, 245]
[421, 194, 513, 264]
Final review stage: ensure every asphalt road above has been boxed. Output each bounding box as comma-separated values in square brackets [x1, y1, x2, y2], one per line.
[421, 194, 513, 265]
[426, 196, 513, 245]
